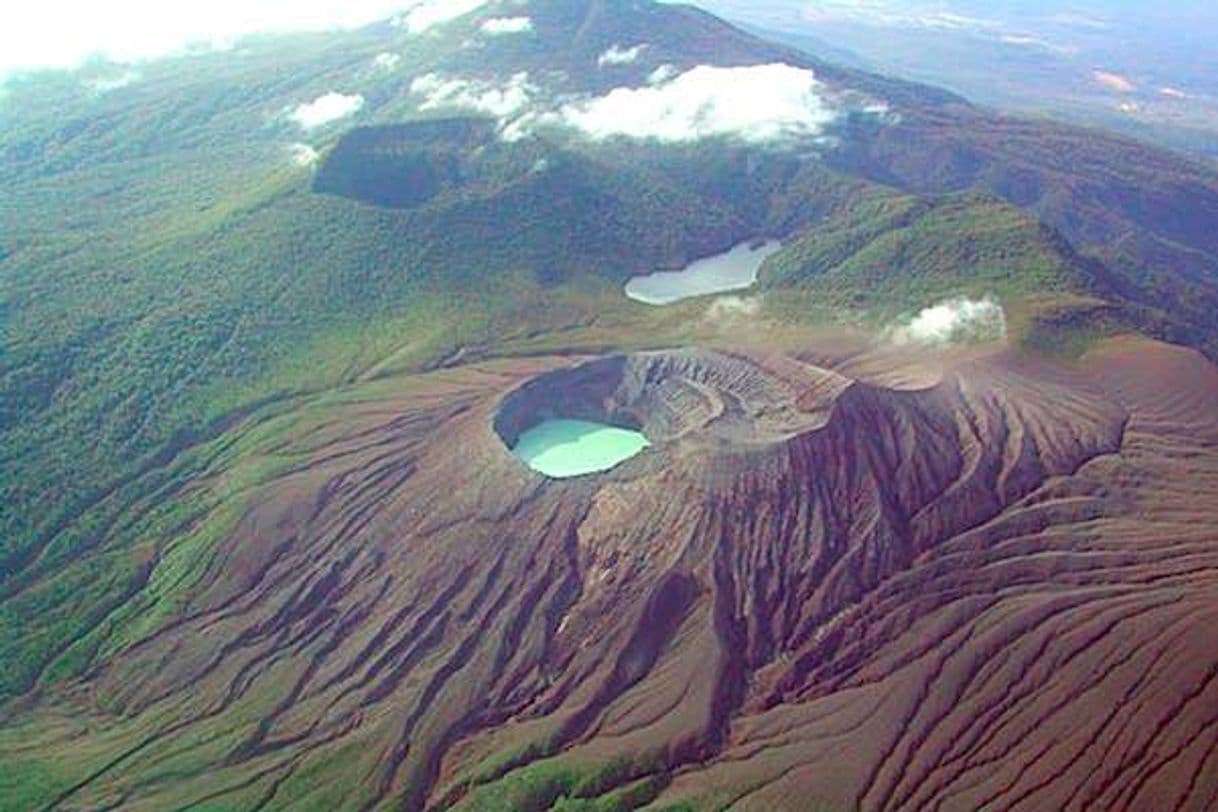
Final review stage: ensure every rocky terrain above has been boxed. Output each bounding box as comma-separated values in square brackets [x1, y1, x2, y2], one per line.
[7, 335, 1216, 811]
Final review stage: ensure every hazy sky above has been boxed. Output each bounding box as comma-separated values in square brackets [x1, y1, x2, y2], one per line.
[0, 0, 422, 75]
[5, 1, 1214, 77]
[698, 0, 1218, 30]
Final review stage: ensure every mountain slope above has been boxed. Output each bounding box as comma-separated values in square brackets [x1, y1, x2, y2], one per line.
[5, 338, 1217, 811]
[830, 105, 1218, 352]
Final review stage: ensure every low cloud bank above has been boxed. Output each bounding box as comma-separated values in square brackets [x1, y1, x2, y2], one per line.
[84, 69, 141, 94]
[291, 92, 364, 129]
[705, 295, 762, 322]
[598, 44, 645, 67]
[1093, 70, 1137, 94]
[481, 17, 533, 35]
[411, 72, 536, 118]
[396, 0, 490, 34]
[0, 0, 453, 76]
[373, 52, 400, 71]
[558, 63, 838, 142]
[412, 62, 879, 145]
[289, 143, 320, 167]
[647, 64, 678, 85]
[887, 297, 1007, 346]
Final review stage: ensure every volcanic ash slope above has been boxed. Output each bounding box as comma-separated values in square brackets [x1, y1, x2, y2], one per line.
[15, 340, 1218, 812]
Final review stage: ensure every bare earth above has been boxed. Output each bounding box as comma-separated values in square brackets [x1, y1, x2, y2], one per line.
[12, 335, 1218, 811]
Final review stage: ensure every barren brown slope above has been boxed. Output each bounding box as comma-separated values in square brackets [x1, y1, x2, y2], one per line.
[4, 338, 1218, 811]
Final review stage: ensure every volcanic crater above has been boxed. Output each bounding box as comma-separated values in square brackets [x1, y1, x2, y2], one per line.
[17, 339, 1218, 811]
[493, 350, 844, 478]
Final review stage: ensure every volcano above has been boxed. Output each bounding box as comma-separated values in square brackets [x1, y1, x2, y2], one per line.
[5, 1, 1218, 810]
[11, 336, 1216, 811]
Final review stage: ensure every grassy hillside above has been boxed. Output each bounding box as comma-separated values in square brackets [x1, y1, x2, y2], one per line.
[830, 106, 1218, 354]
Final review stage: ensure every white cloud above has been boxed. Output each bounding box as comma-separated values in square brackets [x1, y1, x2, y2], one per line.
[705, 295, 762, 322]
[887, 297, 1006, 346]
[401, 63, 879, 147]
[481, 17, 533, 35]
[1093, 70, 1137, 94]
[999, 34, 1051, 49]
[598, 43, 646, 67]
[0, 0, 429, 75]
[373, 52, 401, 71]
[289, 142, 320, 167]
[647, 64, 678, 85]
[395, 0, 489, 34]
[83, 69, 141, 94]
[410, 71, 536, 118]
[1046, 12, 1111, 31]
[556, 63, 840, 143]
[800, 1, 1001, 34]
[290, 92, 364, 129]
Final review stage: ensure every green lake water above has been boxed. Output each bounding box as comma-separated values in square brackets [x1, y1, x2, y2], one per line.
[512, 419, 650, 478]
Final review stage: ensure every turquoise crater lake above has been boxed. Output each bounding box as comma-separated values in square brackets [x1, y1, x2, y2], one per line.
[512, 419, 650, 478]
[624, 240, 782, 305]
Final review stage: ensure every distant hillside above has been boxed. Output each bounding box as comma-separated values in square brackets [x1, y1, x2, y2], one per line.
[698, 0, 1218, 159]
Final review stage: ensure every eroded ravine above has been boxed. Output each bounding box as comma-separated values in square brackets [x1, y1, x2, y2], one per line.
[8, 341, 1218, 812]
